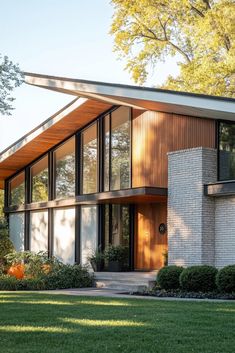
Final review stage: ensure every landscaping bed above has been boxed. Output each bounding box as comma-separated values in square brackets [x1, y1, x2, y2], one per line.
[139, 264, 235, 300]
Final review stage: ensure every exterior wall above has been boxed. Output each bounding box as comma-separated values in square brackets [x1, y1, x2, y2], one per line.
[168, 147, 217, 267]
[132, 110, 216, 188]
[135, 202, 167, 270]
[215, 197, 235, 268]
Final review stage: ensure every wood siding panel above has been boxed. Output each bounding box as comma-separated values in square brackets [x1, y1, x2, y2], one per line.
[135, 203, 167, 270]
[132, 110, 216, 188]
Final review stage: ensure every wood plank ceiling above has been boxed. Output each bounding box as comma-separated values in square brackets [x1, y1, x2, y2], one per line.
[0, 98, 112, 188]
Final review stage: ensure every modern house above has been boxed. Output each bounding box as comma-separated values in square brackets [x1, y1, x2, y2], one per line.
[0, 72, 235, 271]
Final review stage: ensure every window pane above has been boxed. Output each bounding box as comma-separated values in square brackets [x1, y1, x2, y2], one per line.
[9, 213, 25, 251]
[219, 122, 235, 180]
[31, 156, 48, 202]
[54, 137, 75, 199]
[30, 211, 48, 253]
[104, 114, 110, 191]
[9, 172, 25, 206]
[80, 206, 98, 266]
[111, 107, 130, 190]
[82, 123, 98, 194]
[53, 207, 75, 264]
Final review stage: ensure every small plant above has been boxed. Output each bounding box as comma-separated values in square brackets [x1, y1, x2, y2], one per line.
[88, 248, 104, 272]
[157, 265, 184, 290]
[216, 265, 235, 293]
[180, 265, 218, 292]
[104, 245, 129, 271]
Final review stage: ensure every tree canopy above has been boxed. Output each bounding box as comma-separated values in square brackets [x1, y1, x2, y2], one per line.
[110, 0, 235, 97]
[0, 55, 23, 115]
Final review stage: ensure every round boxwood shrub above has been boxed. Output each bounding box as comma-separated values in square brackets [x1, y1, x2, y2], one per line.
[180, 265, 217, 292]
[216, 265, 235, 293]
[157, 265, 184, 290]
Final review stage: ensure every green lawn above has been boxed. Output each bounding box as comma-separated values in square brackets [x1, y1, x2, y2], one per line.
[0, 292, 235, 353]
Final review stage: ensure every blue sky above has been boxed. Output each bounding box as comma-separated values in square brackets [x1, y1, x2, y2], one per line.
[0, 0, 178, 150]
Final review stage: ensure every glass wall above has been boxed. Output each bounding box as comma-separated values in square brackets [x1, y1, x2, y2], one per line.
[219, 122, 235, 180]
[31, 156, 48, 202]
[29, 211, 48, 253]
[104, 114, 110, 191]
[9, 213, 25, 251]
[53, 207, 75, 264]
[54, 137, 75, 199]
[80, 206, 98, 266]
[9, 172, 25, 206]
[103, 107, 131, 191]
[104, 204, 130, 269]
[81, 123, 98, 194]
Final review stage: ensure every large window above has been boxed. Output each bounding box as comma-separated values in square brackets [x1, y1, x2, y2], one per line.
[29, 211, 48, 253]
[9, 172, 25, 206]
[81, 123, 98, 194]
[31, 156, 48, 202]
[9, 213, 25, 251]
[104, 107, 131, 191]
[219, 122, 235, 180]
[80, 206, 98, 266]
[53, 207, 75, 264]
[54, 137, 75, 199]
[104, 204, 130, 269]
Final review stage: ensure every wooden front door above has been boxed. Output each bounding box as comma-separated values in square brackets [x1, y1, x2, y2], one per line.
[134, 203, 167, 270]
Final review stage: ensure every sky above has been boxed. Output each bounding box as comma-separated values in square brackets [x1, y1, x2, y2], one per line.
[0, 0, 179, 151]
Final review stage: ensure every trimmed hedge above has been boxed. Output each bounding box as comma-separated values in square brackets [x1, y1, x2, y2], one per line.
[180, 265, 217, 292]
[216, 265, 235, 293]
[157, 265, 184, 290]
[0, 264, 94, 291]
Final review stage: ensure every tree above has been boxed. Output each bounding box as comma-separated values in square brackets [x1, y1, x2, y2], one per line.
[110, 0, 235, 97]
[0, 55, 23, 115]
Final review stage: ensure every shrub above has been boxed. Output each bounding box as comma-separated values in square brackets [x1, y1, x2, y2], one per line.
[180, 265, 218, 292]
[0, 218, 14, 265]
[0, 263, 93, 291]
[157, 265, 184, 290]
[216, 265, 235, 293]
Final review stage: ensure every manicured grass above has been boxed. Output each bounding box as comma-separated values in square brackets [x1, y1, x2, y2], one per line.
[0, 293, 235, 353]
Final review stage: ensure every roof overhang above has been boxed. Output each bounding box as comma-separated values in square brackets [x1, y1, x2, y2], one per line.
[24, 72, 235, 121]
[0, 96, 112, 188]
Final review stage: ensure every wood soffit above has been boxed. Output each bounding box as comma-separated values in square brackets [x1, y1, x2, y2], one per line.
[0, 97, 112, 188]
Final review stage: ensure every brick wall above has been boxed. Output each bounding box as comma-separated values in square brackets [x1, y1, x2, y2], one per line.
[168, 147, 217, 267]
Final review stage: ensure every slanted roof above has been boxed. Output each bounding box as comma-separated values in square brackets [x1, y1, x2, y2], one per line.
[0, 72, 234, 189]
[24, 72, 235, 120]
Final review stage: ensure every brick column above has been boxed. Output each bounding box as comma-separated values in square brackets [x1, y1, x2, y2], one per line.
[167, 148, 217, 267]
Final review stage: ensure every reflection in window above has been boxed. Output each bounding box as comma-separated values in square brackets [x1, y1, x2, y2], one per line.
[111, 107, 131, 190]
[9, 172, 25, 206]
[31, 156, 48, 203]
[82, 123, 98, 194]
[219, 122, 235, 180]
[104, 204, 130, 269]
[104, 114, 110, 191]
[54, 137, 75, 199]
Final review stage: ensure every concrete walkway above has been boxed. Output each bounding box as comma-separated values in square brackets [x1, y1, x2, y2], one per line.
[38, 287, 235, 302]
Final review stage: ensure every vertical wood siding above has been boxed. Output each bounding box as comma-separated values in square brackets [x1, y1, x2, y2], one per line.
[134, 202, 167, 270]
[132, 110, 216, 188]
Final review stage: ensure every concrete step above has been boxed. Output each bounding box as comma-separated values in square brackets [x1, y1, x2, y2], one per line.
[94, 271, 157, 293]
[96, 280, 148, 293]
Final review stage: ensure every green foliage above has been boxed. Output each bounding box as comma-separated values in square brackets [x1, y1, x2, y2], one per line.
[0, 190, 4, 218]
[104, 245, 129, 263]
[157, 265, 184, 290]
[0, 55, 23, 115]
[88, 248, 104, 264]
[216, 265, 235, 293]
[110, 0, 235, 97]
[180, 265, 218, 292]
[0, 218, 14, 264]
[0, 250, 93, 290]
